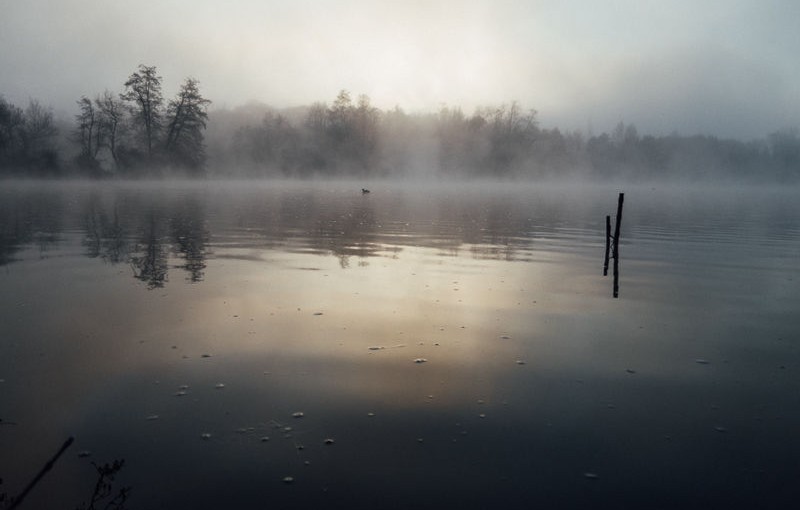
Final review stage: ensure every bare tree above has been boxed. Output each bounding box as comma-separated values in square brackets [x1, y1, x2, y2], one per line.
[95, 90, 125, 169]
[484, 102, 538, 175]
[21, 100, 59, 172]
[327, 89, 353, 145]
[163, 77, 211, 170]
[74, 96, 101, 161]
[352, 94, 380, 170]
[22, 100, 57, 151]
[0, 96, 25, 170]
[121, 65, 163, 159]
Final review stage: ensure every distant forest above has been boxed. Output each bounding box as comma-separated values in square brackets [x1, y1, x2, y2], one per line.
[1, 64, 799, 181]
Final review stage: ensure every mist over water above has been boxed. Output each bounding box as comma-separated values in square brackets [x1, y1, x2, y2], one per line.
[1, 179, 798, 508]
[3, 1, 800, 507]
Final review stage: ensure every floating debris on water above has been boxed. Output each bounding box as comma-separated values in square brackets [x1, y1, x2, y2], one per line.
[78, 451, 91, 458]
[714, 426, 728, 433]
[179, 385, 189, 390]
[174, 390, 187, 397]
[145, 415, 160, 421]
[479, 413, 486, 419]
[313, 312, 323, 316]
[201, 433, 212, 440]
[368, 346, 385, 351]
[282, 476, 294, 484]
[583, 472, 599, 480]
[367, 412, 375, 417]
[414, 358, 428, 364]
[500, 335, 511, 340]
[625, 369, 637, 374]
[324, 438, 335, 445]
[515, 360, 526, 365]
[695, 358, 710, 365]
[201, 354, 212, 358]
[260, 436, 270, 442]
[292, 411, 305, 418]
[215, 383, 226, 389]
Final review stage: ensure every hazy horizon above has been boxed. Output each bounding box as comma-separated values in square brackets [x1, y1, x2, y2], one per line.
[2, 0, 799, 140]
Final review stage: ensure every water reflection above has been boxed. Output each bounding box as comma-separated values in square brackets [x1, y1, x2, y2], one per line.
[83, 199, 129, 264]
[170, 198, 209, 283]
[2, 181, 800, 509]
[0, 187, 65, 265]
[0, 182, 590, 285]
[130, 214, 170, 288]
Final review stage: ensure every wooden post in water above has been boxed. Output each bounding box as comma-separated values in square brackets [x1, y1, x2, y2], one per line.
[603, 215, 611, 276]
[612, 192, 624, 298]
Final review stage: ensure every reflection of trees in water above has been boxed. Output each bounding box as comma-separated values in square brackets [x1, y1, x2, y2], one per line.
[130, 213, 169, 289]
[2, 184, 571, 281]
[223, 188, 545, 266]
[312, 199, 379, 268]
[244, 192, 383, 268]
[170, 198, 209, 283]
[128, 200, 209, 288]
[83, 194, 130, 264]
[0, 189, 64, 265]
[76, 192, 209, 288]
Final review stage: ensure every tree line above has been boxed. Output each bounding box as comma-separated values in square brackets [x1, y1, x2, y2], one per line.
[220, 100, 799, 181]
[1, 64, 210, 177]
[2, 66, 799, 180]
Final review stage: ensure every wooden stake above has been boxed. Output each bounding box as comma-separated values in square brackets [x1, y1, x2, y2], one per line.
[603, 215, 611, 276]
[612, 193, 624, 298]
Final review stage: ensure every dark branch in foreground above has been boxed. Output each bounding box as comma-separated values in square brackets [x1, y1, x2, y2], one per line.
[78, 459, 130, 510]
[7, 436, 74, 510]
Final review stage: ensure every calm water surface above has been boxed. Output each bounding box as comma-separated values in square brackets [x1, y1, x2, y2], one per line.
[1, 180, 798, 509]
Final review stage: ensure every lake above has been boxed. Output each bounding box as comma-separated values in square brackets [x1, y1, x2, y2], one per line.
[1, 180, 798, 509]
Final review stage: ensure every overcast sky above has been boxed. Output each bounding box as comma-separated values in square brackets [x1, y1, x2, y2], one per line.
[1, 0, 798, 139]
